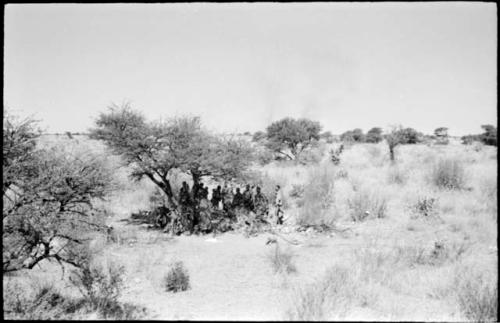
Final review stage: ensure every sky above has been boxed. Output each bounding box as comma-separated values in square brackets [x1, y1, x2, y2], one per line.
[4, 2, 497, 136]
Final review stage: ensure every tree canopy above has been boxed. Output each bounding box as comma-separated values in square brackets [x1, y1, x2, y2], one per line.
[265, 117, 322, 160]
[365, 127, 383, 143]
[3, 112, 113, 272]
[89, 103, 254, 208]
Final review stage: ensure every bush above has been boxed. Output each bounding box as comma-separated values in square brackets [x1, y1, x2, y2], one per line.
[348, 189, 388, 221]
[454, 267, 497, 322]
[284, 265, 357, 320]
[3, 280, 86, 320]
[267, 244, 297, 274]
[163, 261, 190, 293]
[329, 144, 344, 165]
[69, 258, 129, 318]
[409, 195, 438, 218]
[296, 164, 336, 227]
[431, 158, 466, 190]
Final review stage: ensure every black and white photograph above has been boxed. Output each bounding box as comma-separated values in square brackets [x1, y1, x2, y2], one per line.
[3, 2, 497, 321]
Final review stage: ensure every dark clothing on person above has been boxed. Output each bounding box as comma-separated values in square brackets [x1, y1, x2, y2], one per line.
[242, 187, 254, 211]
[211, 188, 221, 208]
[253, 190, 269, 217]
[232, 190, 244, 208]
[179, 186, 191, 206]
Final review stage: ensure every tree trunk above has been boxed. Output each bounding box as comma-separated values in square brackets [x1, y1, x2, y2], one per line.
[389, 145, 395, 162]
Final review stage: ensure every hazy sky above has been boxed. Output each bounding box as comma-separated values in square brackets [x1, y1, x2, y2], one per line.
[4, 3, 497, 136]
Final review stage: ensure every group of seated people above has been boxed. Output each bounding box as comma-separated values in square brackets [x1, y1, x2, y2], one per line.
[164, 181, 280, 234]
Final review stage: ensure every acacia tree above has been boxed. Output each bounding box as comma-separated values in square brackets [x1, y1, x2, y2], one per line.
[3, 113, 113, 272]
[385, 125, 422, 162]
[89, 104, 254, 209]
[366, 127, 383, 143]
[265, 117, 321, 160]
[480, 124, 497, 146]
[340, 128, 365, 143]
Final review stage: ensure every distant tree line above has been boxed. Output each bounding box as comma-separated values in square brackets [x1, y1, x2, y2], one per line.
[461, 125, 497, 146]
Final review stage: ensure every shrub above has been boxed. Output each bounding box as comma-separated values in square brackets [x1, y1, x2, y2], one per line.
[69, 259, 126, 317]
[348, 189, 388, 221]
[296, 164, 336, 227]
[163, 261, 190, 292]
[284, 265, 357, 320]
[409, 195, 438, 218]
[454, 267, 498, 322]
[329, 144, 344, 165]
[3, 280, 85, 320]
[267, 244, 297, 274]
[431, 158, 466, 190]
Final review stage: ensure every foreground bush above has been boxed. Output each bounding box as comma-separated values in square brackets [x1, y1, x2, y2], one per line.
[454, 267, 497, 322]
[4, 276, 145, 320]
[163, 261, 190, 293]
[3, 281, 84, 320]
[430, 158, 466, 190]
[3, 112, 114, 273]
[285, 265, 357, 320]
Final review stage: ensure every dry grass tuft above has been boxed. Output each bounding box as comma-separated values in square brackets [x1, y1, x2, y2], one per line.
[348, 188, 388, 221]
[430, 158, 466, 190]
[163, 261, 190, 293]
[267, 244, 297, 274]
[284, 265, 357, 320]
[454, 266, 498, 322]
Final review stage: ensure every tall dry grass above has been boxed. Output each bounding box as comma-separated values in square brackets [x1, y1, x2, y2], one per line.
[295, 163, 336, 227]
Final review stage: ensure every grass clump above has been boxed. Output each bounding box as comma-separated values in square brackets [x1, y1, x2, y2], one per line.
[267, 244, 297, 274]
[409, 195, 438, 218]
[454, 266, 498, 322]
[348, 189, 388, 221]
[3, 281, 81, 320]
[431, 158, 466, 190]
[69, 260, 143, 319]
[163, 261, 190, 293]
[285, 265, 357, 320]
[296, 164, 336, 227]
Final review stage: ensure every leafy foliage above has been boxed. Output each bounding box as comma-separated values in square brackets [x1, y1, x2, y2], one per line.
[340, 128, 365, 143]
[385, 125, 423, 161]
[89, 103, 254, 208]
[265, 117, 322, 160]
[163, 261, 190, 292]
[480, 124, 497, 146]
[3, 113, 113, 273]
[365, 127, 383, 143]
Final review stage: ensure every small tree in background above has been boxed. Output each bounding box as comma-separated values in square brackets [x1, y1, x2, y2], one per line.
[460, 125, 497, 146]
[365, 127, 383, 143]
[265, 117, 321, 160]
[434, 127, 449, 145]
[480, 124, 497, 146]
[384, 125, 422, 162]
[340, 128, 365, 143]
